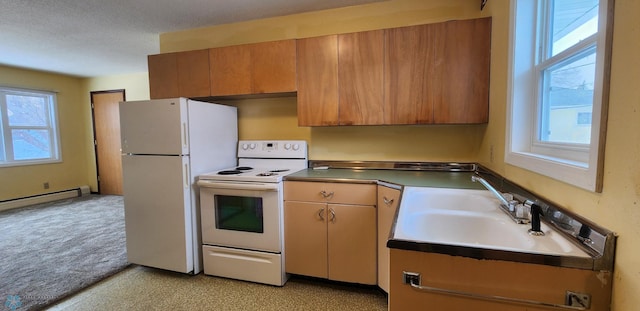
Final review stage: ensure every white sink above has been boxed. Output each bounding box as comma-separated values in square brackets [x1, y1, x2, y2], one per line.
[394, 187, 590, 258]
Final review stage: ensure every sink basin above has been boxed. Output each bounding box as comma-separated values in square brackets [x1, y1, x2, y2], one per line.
[400, 187, 500, 213]
[398, 210, 535, 249]
[394, 187, 590, 258]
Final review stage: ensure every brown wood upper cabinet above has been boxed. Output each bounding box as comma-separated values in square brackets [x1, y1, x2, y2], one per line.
[296, 30, 385, 126]
[297, 17, 491, 126]
[385, 17, 491, 124]
[209, 40, 297, 96]
[296, 35, 339, 126]
[148, 49, 211, 99]
[438, 17, 491, 123]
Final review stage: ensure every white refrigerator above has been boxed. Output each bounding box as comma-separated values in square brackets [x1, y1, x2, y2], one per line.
[119, 98, 237, 274]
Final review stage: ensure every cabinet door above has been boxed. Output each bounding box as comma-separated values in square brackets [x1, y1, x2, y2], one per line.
[148, 53, 179, 99]
[177, 49, 211, 98]
[284, 201, 328, 278]
[252, 40, 297, 94]
[328, 204, 377, 285]
[209, 45, 252, 96]
[385, 24, 444, 124]
[338, 30, 385, 125]
[377, 185, 401, 293]
[296, 35, 339, 126]
[435, 17, 491, 123]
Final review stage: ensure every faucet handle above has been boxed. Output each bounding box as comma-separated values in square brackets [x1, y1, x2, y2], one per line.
[501, 193, 518, 212]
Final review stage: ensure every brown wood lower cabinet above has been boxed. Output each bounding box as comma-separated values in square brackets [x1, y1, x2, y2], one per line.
[284, 181, 377, 285]
[390, 249, 613, 311]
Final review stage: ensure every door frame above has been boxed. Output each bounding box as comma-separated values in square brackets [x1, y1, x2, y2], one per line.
[90, 89, 126, 194]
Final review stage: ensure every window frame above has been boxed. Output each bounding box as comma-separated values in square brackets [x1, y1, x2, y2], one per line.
[505, 0, 613, 192]
[0, 86, 62, 167]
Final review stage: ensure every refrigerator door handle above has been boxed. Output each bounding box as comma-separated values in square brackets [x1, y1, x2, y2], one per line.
[182, 123, 188, 149]
[184, 164, 190, 189]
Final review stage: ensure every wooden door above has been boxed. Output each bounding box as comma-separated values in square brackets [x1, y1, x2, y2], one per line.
[338, 30, 385, 125]
[296, 35, 339, 126]
[327, 203, 377, 284]
[283, 201, 328, 278]
[92, 90, 125, 195]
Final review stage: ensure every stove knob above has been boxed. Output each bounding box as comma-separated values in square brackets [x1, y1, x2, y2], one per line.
[241, 143, 249, 150]
[284, 143, 292, 150]
[292, 144, 300, 151]
[249, 143, 256, 150]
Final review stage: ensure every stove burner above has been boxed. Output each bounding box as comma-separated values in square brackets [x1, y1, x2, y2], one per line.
[217, 170, 242, 175]
[256, 172, 277, 177]
[236, 166, 253, 171]
[269, 169, 290, 173]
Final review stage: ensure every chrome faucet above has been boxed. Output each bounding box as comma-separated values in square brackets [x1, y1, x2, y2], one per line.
[471, 175, 529, 224]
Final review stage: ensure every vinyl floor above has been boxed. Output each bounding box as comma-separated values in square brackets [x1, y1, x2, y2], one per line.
[47, 265, 388, 311]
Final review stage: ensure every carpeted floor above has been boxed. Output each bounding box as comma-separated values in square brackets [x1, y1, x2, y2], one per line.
[0, 195, 129, 311]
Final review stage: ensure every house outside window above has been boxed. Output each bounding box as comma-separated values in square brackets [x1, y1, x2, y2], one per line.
[0, 87, 61, 167]
[506, 0, 613, 192]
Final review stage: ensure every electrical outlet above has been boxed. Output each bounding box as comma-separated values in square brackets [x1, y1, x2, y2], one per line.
[403, 271, 421, 286]
[43, 182, 50, 189]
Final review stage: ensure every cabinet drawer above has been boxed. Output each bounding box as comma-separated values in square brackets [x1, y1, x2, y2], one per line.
[284, 181, 376, 205]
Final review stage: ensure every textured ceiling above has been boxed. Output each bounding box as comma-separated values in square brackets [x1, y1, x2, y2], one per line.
[0, 0, 384, 78]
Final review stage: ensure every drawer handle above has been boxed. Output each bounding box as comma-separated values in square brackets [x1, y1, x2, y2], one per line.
[383, 196, 394, 206]
[319, 190, 334, 199]
[329, 208, 336, 223]
[317, 208, 325, 221]
[405, 273, 590, 310]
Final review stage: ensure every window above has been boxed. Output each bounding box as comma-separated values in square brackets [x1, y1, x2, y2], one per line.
[0, 87, 61, 166]
[506, 0, 613, 192]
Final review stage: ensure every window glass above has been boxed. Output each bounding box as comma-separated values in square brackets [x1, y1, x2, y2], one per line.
[549, 0, 599, 57]
[12, 129, 52, 160]
[539, 48, 596, 144]
[0, 87, 60, 166]
[7, 94, 48, 126]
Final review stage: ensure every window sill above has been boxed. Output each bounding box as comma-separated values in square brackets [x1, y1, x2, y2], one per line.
[505, 151, 597, 192]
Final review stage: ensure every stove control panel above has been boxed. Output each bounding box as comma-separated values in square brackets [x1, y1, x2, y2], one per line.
[238, 140, 307, 159]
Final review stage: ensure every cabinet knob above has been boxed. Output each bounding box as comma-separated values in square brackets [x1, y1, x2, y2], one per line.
[319, 190, 334, 199]
[383, 196, 395, 206]
[317, 208, 325, 221]
[329, 208, 336, 223]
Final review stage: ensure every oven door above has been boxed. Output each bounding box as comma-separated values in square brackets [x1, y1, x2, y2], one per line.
[198, 180, 282, 253]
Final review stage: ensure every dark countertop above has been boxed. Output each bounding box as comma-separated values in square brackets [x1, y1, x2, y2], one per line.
[285, 168, 484, 189]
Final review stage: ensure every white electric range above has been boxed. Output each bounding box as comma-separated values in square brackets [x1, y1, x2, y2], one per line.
[196, 140, 307, 286]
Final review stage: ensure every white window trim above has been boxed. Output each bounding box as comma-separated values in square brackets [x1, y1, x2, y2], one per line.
[0, 86, 62, 167]
[505, 0, 612, 192]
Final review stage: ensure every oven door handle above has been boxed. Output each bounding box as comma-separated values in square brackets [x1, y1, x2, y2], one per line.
[197, 180, 279, 191]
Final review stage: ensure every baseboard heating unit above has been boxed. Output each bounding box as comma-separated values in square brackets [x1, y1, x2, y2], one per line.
[0, 185, 90, 212]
